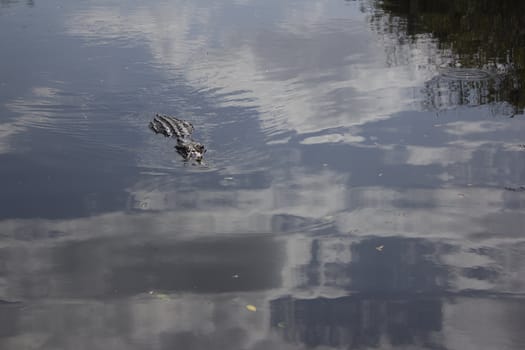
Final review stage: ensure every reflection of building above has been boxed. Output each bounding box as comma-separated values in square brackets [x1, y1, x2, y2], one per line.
[0, 303, 19, 339]
[272, 236, 451, 348]
[55, 234, 286, 297]
[285, 236, 451, 294]
[271, 296, 442, 348]
[0, 233, 285, 299]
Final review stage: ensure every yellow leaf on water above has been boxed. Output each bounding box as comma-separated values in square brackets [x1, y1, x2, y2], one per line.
[246, 305, 257, 312]
[156, 293, 170, 300]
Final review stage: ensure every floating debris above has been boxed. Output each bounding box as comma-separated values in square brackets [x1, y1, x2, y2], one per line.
[246, 305, 257, 312]
[505, 186, 525, 192]
[375, 245, 384, 252]
[148, 290, 170, 300]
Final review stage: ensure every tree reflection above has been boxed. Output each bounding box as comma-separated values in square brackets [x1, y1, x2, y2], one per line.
[271, 296, 442, 348]
[369, 0, 525, 113]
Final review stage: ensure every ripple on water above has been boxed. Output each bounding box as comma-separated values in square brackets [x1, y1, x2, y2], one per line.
[438, 67, 493, 81]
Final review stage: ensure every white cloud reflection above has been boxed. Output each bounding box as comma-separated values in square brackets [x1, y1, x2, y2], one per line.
[0, 87, 62, 153]
[65, 0, 445, 142]
[1, 85, 96, 154]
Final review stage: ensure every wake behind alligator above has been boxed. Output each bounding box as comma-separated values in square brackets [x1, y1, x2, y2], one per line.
[149, 114, 206, 162]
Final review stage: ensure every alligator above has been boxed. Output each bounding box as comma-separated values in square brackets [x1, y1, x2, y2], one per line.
[149, 114, 206, 162]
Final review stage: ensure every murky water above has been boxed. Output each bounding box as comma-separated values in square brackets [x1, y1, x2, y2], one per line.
[1, 0, 525, 349]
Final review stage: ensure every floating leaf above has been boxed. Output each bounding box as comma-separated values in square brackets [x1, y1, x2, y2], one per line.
[156, 293, 170, 300]
[246, 304, 257, 312]
[375, 245, 384, 252]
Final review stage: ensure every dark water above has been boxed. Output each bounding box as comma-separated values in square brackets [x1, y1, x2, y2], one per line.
[1, 0, 525, 349]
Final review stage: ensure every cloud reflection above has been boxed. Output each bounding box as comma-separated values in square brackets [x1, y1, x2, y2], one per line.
[65, 0, 448, 143]
[0, 87, 64, 154]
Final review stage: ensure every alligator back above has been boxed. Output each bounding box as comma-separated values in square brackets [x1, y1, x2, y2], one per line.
[150, 114, 194, 139]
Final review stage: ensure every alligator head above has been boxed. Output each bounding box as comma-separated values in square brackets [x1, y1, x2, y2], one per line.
[176, 141, 206, 162]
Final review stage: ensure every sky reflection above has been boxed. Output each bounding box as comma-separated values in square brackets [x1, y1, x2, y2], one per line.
[1, 0, 525, 349]
[65, 0, 453, 139]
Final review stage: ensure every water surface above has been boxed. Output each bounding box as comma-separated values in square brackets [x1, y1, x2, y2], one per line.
[1, 0, 525, 349]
